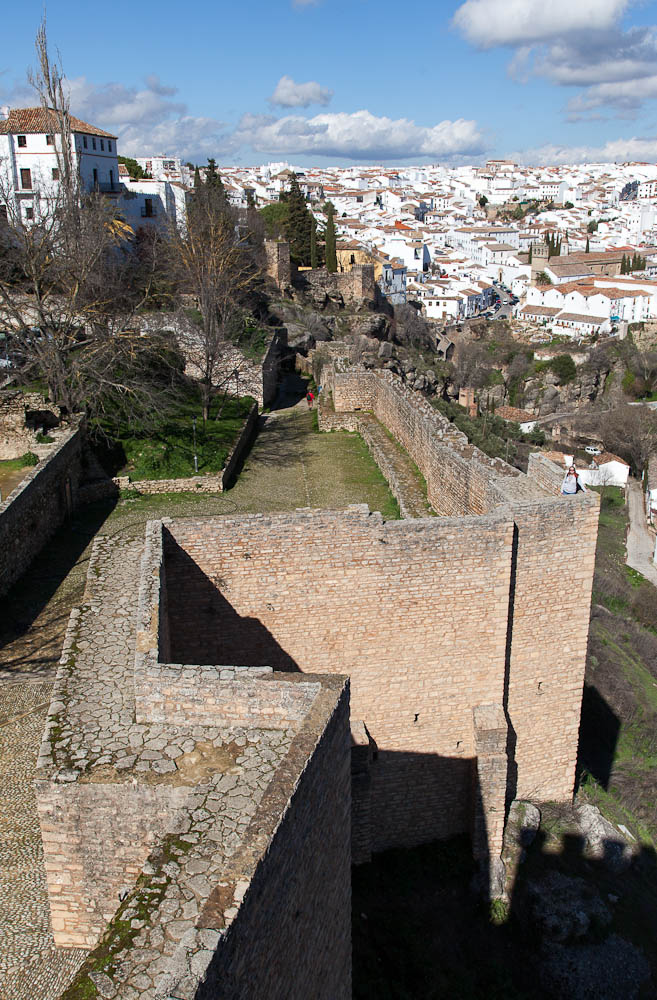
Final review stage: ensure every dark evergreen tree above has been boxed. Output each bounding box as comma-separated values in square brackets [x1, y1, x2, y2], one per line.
[586, 237, 590, 253]
[193, 166, 202, 190]
[621, 254, 627, 274]
[528, 245, 532, 264]
[205, 158, 225, 198]
[284, 174, 313, 266]
[325, 206, 337, 273]
[310, 214, 318, 269]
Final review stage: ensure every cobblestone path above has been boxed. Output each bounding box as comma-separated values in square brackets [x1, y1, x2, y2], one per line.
[0, 682, 88, 1000]
[0, 378, 398, 999]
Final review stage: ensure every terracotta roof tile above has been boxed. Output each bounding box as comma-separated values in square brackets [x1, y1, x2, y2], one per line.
[0, 107, 117, 139]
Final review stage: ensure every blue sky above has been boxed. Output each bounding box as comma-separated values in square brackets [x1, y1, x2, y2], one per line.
[2, 0, 657, 165]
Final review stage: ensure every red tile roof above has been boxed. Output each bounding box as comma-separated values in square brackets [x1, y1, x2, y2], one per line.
[0, 107, 117, 139]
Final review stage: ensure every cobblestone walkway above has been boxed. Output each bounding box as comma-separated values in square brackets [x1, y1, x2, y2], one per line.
[0, 379, 399, 999]
[0, 682, 88, 1000]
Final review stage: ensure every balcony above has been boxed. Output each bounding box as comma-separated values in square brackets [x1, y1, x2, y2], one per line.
[95, 182, 121, 194]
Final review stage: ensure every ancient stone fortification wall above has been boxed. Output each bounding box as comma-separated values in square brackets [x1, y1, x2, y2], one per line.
[527, 452, 566, 495]
[183, 329, 287, 408]
[164, 509, 514, 852]
[196, 679, 352, 1000]
[35, 779, 191, 948]
[0, 389, 61, 459]
[0, 425, 83, 597]
[319, 368, 599, 810]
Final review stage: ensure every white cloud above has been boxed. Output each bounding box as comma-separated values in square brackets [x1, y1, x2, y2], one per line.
[513, 134, 657, 165]
[453, 0, 657, 116]
[268, 75, 333, 108]
[233, 109, 485, 160]
[0, 74, 483, 163]
[452, 0, 628, 49]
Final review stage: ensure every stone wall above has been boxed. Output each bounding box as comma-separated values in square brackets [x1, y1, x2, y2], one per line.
[183, 330, 288, 408]
[163, 509, 515, 852]
[196, 679, 352, 1000]
[527, 451, 566, 495]
[320, 368, 599, 809]
[0, 425, 83, 597]
[0, 389, 61, 460]
[35, 779, 191, 948]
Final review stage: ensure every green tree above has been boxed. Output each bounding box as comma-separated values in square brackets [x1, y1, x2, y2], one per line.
[587, 220, 598, 234]
[205, 158, 225, 198]
[259, 201, 289, 239]
[117, 155, 146, 180]
[310, 214, 318, 269]
[193, 166, 202, 190]
[325, 205, 337, 273]
[564, 201, 574, 209]
[586, 237, 590, 253]
[478, 195, 488, 208]
[621, 254, 627, 274]
[528, 245, 532, 264]
[283, 174, 313, 266]
[550, 354, 576, 384]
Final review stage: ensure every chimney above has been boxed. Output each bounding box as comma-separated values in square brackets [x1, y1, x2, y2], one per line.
[0, 106, 10, 121]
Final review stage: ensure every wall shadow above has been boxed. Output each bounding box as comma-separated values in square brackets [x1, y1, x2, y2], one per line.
[270, 372, 310, 411]
[164, 538, 299, 671]
[576, 683, 621, 791]
[0, 498, 116, 675]
[353, 812, 657, 1000]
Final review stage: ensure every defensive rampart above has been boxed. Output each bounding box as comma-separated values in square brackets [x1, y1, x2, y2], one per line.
[316, 366, 600, 810]
[36, 527, 351, 998]
[0, 424, 83, 597]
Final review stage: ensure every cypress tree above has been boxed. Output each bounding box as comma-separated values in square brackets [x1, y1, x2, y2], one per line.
[193, 166, 202, 190]
[325, 206, 337, 273]
[285, 174, 312, 266]
[205, 158, 225, 198]
[528, 245, 532, 264]
[586, 237, 590, 253]
[310, 214, 318, 269]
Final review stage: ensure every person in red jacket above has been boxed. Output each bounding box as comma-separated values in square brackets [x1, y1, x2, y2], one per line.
[306, 389, 314, 409]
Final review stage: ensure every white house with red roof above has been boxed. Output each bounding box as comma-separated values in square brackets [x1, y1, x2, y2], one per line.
[0, 106, 119, 224]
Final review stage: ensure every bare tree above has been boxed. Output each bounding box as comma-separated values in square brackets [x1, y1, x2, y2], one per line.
[164, 181, 261, 422]
[601, 404, 657, 475]
[0, 19, 171, 423]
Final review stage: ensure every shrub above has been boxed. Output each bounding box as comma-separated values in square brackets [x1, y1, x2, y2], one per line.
[549, 354, 576, 384]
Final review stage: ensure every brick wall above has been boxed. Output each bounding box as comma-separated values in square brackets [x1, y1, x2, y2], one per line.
[504, 496, 599, 801]
[0, 425, 83, 597]
[164, 509, 513, 851]
[196, 679, 352, 1000]
[527, 452, 566, 495]
[35, 779, 191, 948]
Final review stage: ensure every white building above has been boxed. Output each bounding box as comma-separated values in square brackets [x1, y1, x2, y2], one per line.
[0, 106, 119, 224]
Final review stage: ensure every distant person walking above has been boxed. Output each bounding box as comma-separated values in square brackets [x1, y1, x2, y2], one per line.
[306, 390, 315, 409]
[561, 465, 586, 495]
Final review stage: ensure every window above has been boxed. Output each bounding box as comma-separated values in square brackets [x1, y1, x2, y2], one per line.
[20, 168, 32, 190]
[25, 206, 34, 221]
[109, 169, 114, 188]
[108, 141, 112, 152]
[92, 137, 97, 150]
[93, 168, 98, 187]
[52, 168, 60, 181]
[46, 134, 54, 145]
[100, 139, 105, 151]
[83, 136, 88, 149]
[17, 135, 26, 147]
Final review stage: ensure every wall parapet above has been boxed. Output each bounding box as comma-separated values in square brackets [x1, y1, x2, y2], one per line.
[0, 422, 83, 596]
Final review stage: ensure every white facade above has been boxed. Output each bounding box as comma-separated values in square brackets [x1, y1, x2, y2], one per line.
[0, 108, 119, 225]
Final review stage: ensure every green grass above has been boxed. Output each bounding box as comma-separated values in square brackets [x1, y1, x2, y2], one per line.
[0, 453, 38, 474]
[113, 395, 254, 481]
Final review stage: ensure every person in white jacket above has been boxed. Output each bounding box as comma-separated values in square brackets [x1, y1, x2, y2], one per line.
[561, 465, 586, 495]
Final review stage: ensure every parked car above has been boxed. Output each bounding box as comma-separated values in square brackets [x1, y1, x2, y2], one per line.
[585, 446, 602, 456]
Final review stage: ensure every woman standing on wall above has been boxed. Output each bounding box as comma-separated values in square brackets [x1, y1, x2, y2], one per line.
[561, 465, 586, 495]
